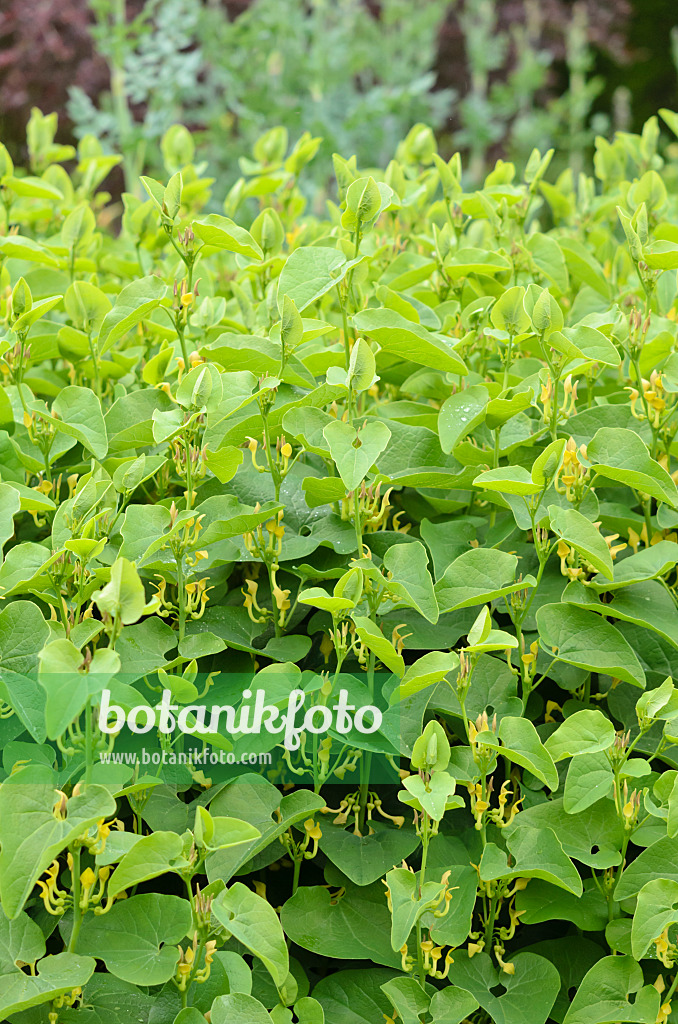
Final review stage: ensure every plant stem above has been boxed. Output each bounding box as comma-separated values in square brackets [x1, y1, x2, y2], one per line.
[84, 699, 93, 785]
[176, 552, 187, 644]
[183, 435, 193, 509]
[292, 854, 302, 895]
[68, 845, 83, 953]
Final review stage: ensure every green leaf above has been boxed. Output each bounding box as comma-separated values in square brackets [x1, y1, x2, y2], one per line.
[400, 771, 460, 821]
[0, 601, 51, 740]
[480, 716, 559, 790]
[506, 798, 623, 869]
[77, 893, 191, 985]
[40, 385, 108, 459]
[323, 418, 391, 490]
[428, 987, 480, 1024]
[281, 876, 398, 968]
[98, 276, 168, 354]
[207, 776, 324, 883]
[614, 836, 678, 901]
[93, 557, 147, 624]
[474, 466, 541, 496]
[211, 993, 273, 1024]
[438, 385, 488, 453]
[0, 953, 95, 1016]
[383, 540, 438, 623]
[0, 234, 59, 266]
[0, 908, 46, 973]
[381, 977, 431, 1024]
[435, 549, 535, 613]
[545, 709, 616, 761]
[448, 951, 560, 1024]
[348, 337, 377, 393]
[398, 651, 459, 699]
[587, 427, 678, 506]
[490, 286, 531, 335]
[631, 878, 678, 960]
[352, 616, 405, 676]
[193, 214, 263, 259]
[353, 308, 467, 375]
[536, 603, 645, 688]
[281, 294, 303, 354]
[38, 639, 120, 739]
[480, 825, 581, 894]
[106, 831, 185, 895]
[317, 822, 419, 887]
[548, 505, 614, 580]
[313, 969, 401, 1024]
[0, 771, 116, 918]
[213, 882, 289, 987]
[0, 482, 21, 557]
[4, 175, 63, 199]
[516, 879, 608, 931]
[563, 955, 659, 1024]
[386, 866, 447, 949]
[277, 247, 347, 312]
[564, 751, 614, 813]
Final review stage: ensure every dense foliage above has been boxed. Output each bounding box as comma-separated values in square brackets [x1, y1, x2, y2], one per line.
[5, 106, 678, 1023]
[4, 0, 675, 196]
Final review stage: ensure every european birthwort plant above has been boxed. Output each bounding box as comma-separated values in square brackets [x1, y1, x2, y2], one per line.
[6, 107, 678, 1024]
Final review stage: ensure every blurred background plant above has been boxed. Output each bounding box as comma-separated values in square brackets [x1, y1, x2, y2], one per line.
[0, 0, 677, 199]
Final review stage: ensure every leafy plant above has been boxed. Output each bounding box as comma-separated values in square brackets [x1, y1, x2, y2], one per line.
[5, 103, 678, 1024]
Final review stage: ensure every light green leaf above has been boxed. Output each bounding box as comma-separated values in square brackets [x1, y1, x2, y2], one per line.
[587, 427, 678, 507]
[107, 831, 185, 895]
[193, 214, 263, 260]
[353, 308, 467, 375]
[213, 883, 289, 987]
[548, 505, 613, 580]
[93, 557, 147, 624]
[0, 771, 116, 918]
[479, 716, 558, 790]
[383, 540, 438, 623]
[0, 953, 95, 1016]
[277, 247, 347, 312]
[438, 385, 488, 453]
[474, 466, 541, 496]
[323, 418, 391, 490]
[98, 276, 168, 354]
[631, 878, 678, 960]
[435, 549, 535, 613]
[40, 385, 107, 459]
[545, 709, 616, 761]
[352, 616, 405, 677]
[398, 651, 459, 699]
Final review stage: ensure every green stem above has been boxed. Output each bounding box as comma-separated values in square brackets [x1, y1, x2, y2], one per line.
[550, 375, 560, 441]
[357, 648, 375, 830]
[502, 334, 514, 391]
[292, 855, 302, 895]
[338, 288, 351, 371]
[183, 436, 193, 509]
[261, 412, 282, 502]
[484, 891, 498, 952]
[84, 699, 93, 785]
[176, 552, 186, 644]
[176, 319, 189, 367]
[67, 846, 83, 953]
[87, 332, 101, 400]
